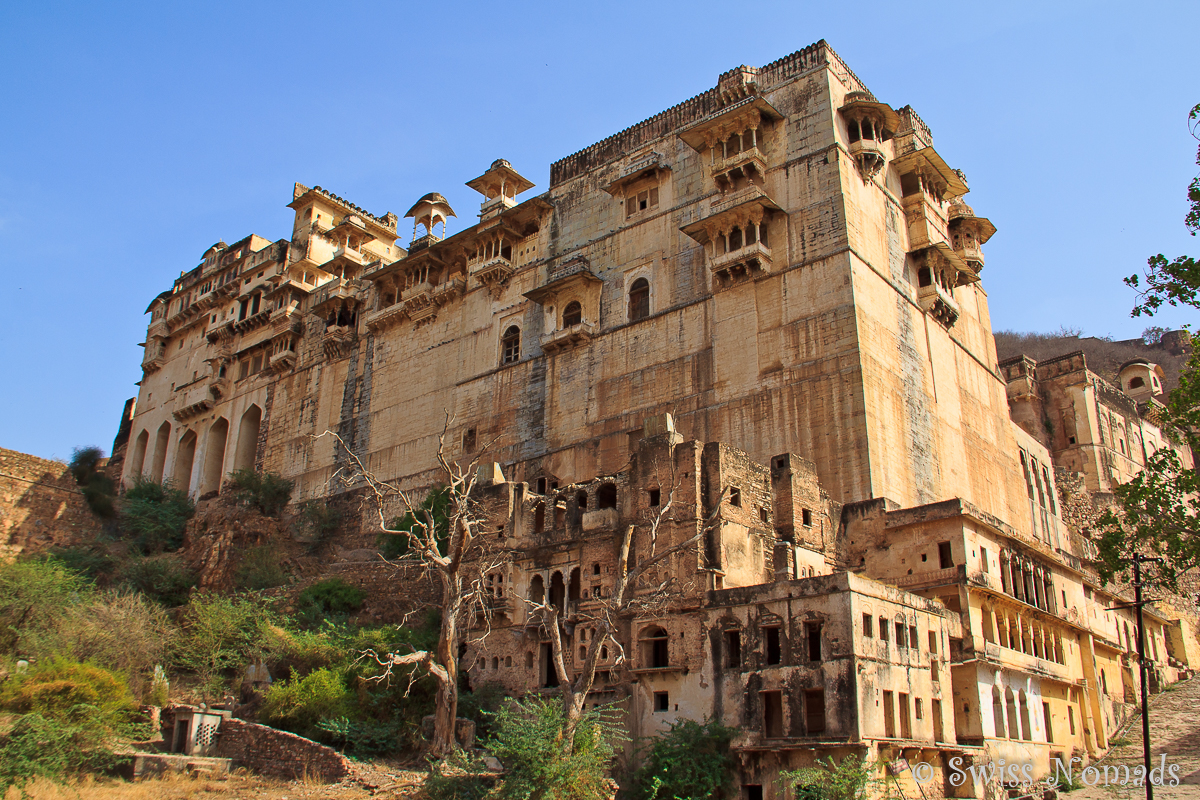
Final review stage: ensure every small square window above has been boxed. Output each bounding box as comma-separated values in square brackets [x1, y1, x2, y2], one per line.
[802, 508, 812, 526]
[863, 614, 874, 638]
[648, 488, 661, 507]
[654, 691, 669, 712]
[730, 487, 741, 507]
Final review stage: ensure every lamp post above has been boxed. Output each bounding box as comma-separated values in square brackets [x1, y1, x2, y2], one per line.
[1109, 554, 1163, 800]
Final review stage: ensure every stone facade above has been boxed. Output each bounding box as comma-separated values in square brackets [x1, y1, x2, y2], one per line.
[0, 447, 103, 559]
[115, 40, 1197, 798]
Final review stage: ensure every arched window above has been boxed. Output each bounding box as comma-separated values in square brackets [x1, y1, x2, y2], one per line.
[529, 575, 545, 603]
[575, 489, 588, 510]
[628, 278, 650, 322]
[562, 301, 582, 327]
[1129, 377, 1145, 389]
[501, 325, 520, 364]
[641, 626, 669, 668]
[597, 483, 617, 509]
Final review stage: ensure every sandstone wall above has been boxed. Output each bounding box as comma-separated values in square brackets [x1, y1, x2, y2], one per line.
[214, 718, 353, 781]
[0, 447, 102, 559]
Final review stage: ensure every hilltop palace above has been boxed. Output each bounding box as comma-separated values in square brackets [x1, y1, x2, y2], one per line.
[118, 40, 1197, 798]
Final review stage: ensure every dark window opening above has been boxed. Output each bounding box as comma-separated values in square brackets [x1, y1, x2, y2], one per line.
[1129, 376, 1145, 388]
[648, 488, 661, 507]
[592, 562, 601, 576]
[643, 626, 670, 668]
[744, 787, 764, 800]
[863, 614, 873, 637]
[536, 477, 547, 494]
[764, 626, 782, 665]
[577, 490, 589, 510]
[762, 691, 784, 738]
[759, 506, 769, 524]
[807, 623, 823, 661]
[805, 689, 826, 733]
[541, 643, 559, 688]
[938, 541, 953, 569]
[802, 508, 812, 526]
[628, 278, 650, 321]
[568, 568, 580, 603]
[725, 630, 742, 668]
[562, 301, 582, 327]
[598, 483, 617, 509]
[501, 326, 520, 365]
[848, 119, 861, 142]
[533, 503, 545, 533]
[730, 487, 741, 507]
[879, 617, 889, 642]
[896, 621, 906, 647]
[918, 267, 933, 288]
[654, 691, 669, 712]
[910, 625, 919, 649]
[463, 428, 477, 453]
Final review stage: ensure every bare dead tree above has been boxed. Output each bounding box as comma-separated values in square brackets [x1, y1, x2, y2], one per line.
[528, 456, 731, 753]
[314, 418, 507, 755]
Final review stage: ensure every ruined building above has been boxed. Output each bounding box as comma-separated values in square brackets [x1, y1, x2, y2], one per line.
[118, 40, 1196, 798]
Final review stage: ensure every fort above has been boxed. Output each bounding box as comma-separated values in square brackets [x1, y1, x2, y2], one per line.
[25, 38, 1196, 797]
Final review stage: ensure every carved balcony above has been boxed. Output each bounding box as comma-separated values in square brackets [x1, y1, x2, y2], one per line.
[541, 322, 598, 355]
[401, 281, 437, 323]
[269, 350, 297, 373]
[365, 302, 407, 333]
[231, 309, 271, 335]
[710, 145, 766, 185]
[322, 324, 356, 359]
[902, 193, 949, 251]
[473, 256, 514, 286]
[710, 241, 772, 288]
[918, 283, 960, 328]
[271, 309, 304, 336]
[141, 343, 166, 374]
[848, 138, 886, 182]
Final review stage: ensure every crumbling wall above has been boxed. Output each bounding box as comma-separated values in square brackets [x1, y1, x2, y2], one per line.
[214, 718, 353, 781]
[0, 447, 102, 559]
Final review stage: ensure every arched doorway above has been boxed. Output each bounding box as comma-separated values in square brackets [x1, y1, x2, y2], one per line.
[233, 405, 262, 473]
[174, 430, 198, 493]
[200, 418, 229, 495]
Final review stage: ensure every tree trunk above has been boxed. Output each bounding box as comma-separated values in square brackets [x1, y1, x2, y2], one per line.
[431, 578, 462, 755]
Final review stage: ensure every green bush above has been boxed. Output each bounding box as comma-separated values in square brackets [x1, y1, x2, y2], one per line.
[117, 554, 196, 606]
[380, 486, 450, 559]
[69, 446, 117, 519]
[234, 544, 288, 591]
[0, 713, 129, 795]
[261, 667, 354, 739]
[426, 750, 496, 800]
[294, 500, 343, 547]
[0, 559, 91, 657]
[0, 657, 137, 726]
[632, 717, 736, 800]
[44, 546, 116, 584]
[458, 683, 508, 739]
[121, 476, 194, 553]
[315, 716, 403, 759]
[297, 578, 367, 623]
[485, 697, 625, 800]
[783, 754, 878, 800]
[175, 593, 272, 701]
[229, 468, 294, 517]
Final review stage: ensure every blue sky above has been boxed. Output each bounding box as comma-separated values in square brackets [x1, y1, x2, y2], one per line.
[1, 1, 1197, 460]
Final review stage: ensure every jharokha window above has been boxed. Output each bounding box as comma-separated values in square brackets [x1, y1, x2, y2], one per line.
[625, 186, 659, 219]
[501, 326, 521, 365]
[562, 301, 582, 327]
[628, 278, 650, 322]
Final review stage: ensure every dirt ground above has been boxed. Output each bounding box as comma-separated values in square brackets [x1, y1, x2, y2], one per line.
[2, 762, 428, 800]
[1071, 676, 1200, 800]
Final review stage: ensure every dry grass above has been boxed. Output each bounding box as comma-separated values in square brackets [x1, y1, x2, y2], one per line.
[0, 769, 397, 800]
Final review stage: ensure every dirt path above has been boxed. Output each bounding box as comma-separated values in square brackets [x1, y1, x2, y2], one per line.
[1071, 676, 1200, 800]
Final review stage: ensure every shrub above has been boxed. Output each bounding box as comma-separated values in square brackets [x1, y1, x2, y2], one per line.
[234, 544, 288, 591]
[315, 716, 402, 759]
[52, 590, 175, 699]
[425, 749, 495, 800]
[293, 500, 343, 547]
[485, 697, 625, 800]
[43, 546, 115, 584]
[120, 476, 194, 553]
[117, 554, 196, 607]
[0, 657, 136, 727]
[0, 559, 91, 657]
[229, 468, 294, 517]
[457, 683, 508, 739]
[632, 717, 736, 800]
[261, 667, 354, 739]
[297, 578, 367, 623]
[0, 713, 129, 795]
[783, 754, 878, 800]
[69, 447, 117, 519]
[380, 486, 450, 559]
[175, 593, 272, 701]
